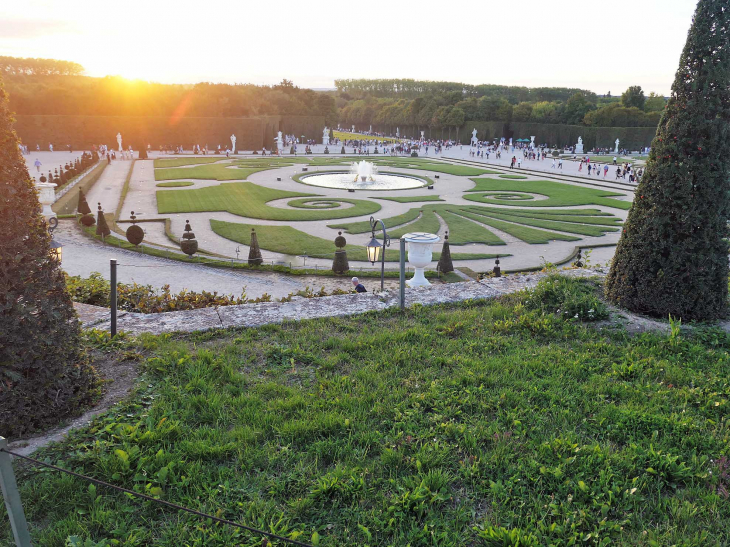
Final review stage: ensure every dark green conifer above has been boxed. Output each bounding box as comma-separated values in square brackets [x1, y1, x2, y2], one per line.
[605, 0, 730, 319]
[0, 78, 97, 437]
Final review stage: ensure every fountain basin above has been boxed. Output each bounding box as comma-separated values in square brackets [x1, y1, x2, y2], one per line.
[298, 171, 427, 191]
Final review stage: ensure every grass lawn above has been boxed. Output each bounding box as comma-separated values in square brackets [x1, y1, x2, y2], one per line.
[156, 181, 195, 187]
[8, 276, 730, 545]
[334, 204, 622, 245]
[466, 179, 632, 210]
[370, 195, 444, 203]
[156, 182, 381, 221]
[153, 157, 228, 168]
[498, 174, 529, 179]
[333, 131, 401, 142]
[211, 220, 501, 262]
[154, 163, 276, 181]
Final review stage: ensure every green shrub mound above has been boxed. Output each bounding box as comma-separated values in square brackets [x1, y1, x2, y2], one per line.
[524, 274, 609, 321]
[605, 0, 730, 320]
[0, 81, 98, 438]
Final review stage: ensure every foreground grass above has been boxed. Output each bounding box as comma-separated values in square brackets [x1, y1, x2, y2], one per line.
[5, 279, 730, 546]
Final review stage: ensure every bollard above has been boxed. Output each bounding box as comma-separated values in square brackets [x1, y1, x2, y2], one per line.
[0, 438, 32, 547]
[399, 238, 406, 310]
[110, 259, 117, 336]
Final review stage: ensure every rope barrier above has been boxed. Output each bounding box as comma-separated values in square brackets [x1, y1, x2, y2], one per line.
[1, 448, 313, 547]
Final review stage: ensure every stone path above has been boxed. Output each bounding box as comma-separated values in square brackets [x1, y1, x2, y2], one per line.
[58, 220, 400, 298]
[79, 269, 606, 336]
[85, 159, 132, 213]
[23, 150, 87, 184]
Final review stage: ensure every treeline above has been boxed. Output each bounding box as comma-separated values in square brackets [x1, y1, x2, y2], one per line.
[335, 78, 591, 103]
[0, 56, 84, 76]
[338, 83, 665, 133]
[3, 72, 338, 122]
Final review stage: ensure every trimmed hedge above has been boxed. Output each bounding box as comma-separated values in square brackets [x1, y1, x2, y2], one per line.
[0, 81, 99, 438]
[605, 0, 730, 320]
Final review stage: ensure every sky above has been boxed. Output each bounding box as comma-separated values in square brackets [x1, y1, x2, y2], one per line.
[0, 0, 699, 95]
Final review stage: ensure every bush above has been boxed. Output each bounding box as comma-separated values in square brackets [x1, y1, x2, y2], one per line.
[523, 274, 608, 322]
[0, 81, 98, 438]
[65, 273, 357, 313]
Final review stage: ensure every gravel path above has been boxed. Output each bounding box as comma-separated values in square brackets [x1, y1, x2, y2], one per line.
[57, 220, 399, 297]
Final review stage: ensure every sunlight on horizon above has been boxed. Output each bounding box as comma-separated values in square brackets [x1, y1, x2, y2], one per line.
[1, 0, 699, 93]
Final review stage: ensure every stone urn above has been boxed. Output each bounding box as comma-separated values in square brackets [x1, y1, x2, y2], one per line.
[403, 232, 440, 287]
[35, 180, 57, 218]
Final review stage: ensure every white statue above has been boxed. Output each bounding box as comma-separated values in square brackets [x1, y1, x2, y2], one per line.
[575, 136, 584, 154]
[396, 127, 400, 137]
[509, 138, 513, 147]
[352, 125, 355, 133]
[116, 132, 122, 152]
[276, 131, 284, 153]
[530, 136, 535, 149]
[322, 126, 330, 146]
[421, 130, 425, 140]
[615, 138, 620, 153]
[369, 125, 372, 133]
[230, 134, 236, 154]
[471, 128, 478, 146]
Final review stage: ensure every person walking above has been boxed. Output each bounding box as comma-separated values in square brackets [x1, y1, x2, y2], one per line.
[34, 158, 42, 172]
[558, 158, 563, 169]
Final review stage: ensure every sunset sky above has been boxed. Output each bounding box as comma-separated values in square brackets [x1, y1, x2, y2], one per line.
[1, 0, 698, 94]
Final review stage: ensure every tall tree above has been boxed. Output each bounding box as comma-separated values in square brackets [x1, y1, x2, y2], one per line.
[605, 0, 730, 319]
[621, 85, 646, 110]
[0, 78, 98, 437]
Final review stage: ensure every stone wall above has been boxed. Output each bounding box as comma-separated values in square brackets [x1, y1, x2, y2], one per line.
[13, 114, 326, 151]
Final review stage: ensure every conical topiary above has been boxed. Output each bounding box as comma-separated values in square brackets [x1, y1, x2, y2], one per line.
[437, 231, 454, 274]
[180, 219, 198, 257]
[77, 189, 91, 215]
[96, 202, 111, 239]
[604, 0, 730, 320]
[332, 231, 349, 274]
[0, 77, 98, 438]
[340, 146, 346, 154]
[138, 145, 148, 160]
[248, 228, 263, 265]
[125, 211, 144, 246]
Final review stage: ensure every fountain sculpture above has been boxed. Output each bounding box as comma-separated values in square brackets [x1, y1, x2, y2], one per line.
[350, 160, 378, 182]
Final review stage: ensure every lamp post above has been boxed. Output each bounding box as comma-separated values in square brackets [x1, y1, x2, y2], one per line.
[366, 216, 390, 292]
[47, 216, 62, 262]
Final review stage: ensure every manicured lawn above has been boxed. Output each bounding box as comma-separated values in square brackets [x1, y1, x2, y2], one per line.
[211, 220, 501, 262]
[498, 174, 529, 179]
[153, 157, 227, 168]
[156, 182, 381, 221]
[154, 163, 276, 181]
[466, 179, 632, 210]
[334, 204, 622, 245]
[333, 131, 401, 142]
[438, 209, 506, 245]
[9, 277, 730, 545]
[156, 181, 195, 187]
[369, 195, 444, 203]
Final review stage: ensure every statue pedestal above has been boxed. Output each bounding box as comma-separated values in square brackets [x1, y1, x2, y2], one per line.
[575, 144, 584, 154]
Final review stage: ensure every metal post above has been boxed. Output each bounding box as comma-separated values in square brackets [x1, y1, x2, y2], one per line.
[399, 238, 406, 310]
[110, 259, 117, 337]
[0, 438, 32, 547]
[380, 240, 385, 293]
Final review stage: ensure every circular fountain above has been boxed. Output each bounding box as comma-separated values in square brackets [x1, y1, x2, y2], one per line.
[298, 161, 427, 191]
